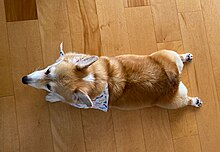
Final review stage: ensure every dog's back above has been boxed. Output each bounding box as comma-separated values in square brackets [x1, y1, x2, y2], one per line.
[102, 54, 180, 109]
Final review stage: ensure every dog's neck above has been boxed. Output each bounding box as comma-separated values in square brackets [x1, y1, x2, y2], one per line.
[88, 57, 126, 102]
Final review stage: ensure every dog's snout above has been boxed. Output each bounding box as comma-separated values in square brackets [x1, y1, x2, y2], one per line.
[22, 76, 29, 84]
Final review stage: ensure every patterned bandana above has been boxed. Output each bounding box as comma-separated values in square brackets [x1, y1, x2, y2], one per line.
[70, 84, 109, 112]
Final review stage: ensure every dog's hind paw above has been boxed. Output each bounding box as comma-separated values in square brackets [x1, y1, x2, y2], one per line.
[181, 53, 193, 62]
[191, 97, 203, 107]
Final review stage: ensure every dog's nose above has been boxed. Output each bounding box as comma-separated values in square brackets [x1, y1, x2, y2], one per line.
[22, 76, 29, 84]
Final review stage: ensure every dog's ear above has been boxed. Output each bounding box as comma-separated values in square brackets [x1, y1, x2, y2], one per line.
[59, 42, 65, 57]
[76, 56, 98, 70]
[72, 89, 93, 107]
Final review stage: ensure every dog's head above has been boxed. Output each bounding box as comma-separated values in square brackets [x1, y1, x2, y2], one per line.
[22, 43, 98, 107]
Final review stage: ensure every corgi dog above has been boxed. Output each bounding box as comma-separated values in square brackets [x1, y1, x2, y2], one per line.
[22, 43, 202, 111]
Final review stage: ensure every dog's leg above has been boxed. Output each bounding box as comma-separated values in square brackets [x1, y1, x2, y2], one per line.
[45, 92, 62, 102]
[180, 53, 193, 63]
[151, 50, 184, 74]
[188, 97, 203, 107]
[156, 82, 202, 109]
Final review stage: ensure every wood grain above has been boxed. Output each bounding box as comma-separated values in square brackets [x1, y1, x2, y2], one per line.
[7, 20, 54, 152]
[36, 0, 86, 151]
[209, 44, 220, 100]
[150, 0, 181, 42]
[157, 41, 184, 54]
[82, 110, 117, 152]
[0, 0, 13, 97]
[112, 110, 146, 152]
[200, 0, 220, 101]
[36, 0, 72, 64]
[123, 0, 149, 7]
[96, 0, 131, 55]
[67, 0, 101, 55]
[0, 96, 19, 152]
[141, 108, 174, 152]
[49, 104, 85, 152]
[125, 6, 157, 54]
[4, 0, 37, 22]
[179, 11, 220, 152]
[173, 135, 201, 152]
[175, 0, 201, 12]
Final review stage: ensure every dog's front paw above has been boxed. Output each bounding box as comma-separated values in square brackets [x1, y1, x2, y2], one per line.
[181, 53, 193, 62]
[45, 93, 61, 102]
[191, 97, 202, 107]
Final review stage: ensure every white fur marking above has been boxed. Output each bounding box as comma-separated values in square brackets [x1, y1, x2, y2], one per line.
[45, 93, 62, 102]
[191, 97, 203, 107]
[28, 69, 45, 81]
[83, 73, 95, 82]
[181, 53, 193, 62]
[46, 92, 66, 102]
[60, 42, 64, 56]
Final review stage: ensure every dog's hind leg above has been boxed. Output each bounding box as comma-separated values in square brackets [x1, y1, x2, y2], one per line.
[150, 50, 184, 74]
[156, 82, 202, 109]
[179, 53, 193, 63]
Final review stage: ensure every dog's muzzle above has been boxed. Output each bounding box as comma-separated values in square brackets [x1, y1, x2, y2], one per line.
[22, 76, 31, 84]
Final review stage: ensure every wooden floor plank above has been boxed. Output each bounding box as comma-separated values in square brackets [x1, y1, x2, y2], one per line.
[36, 0, 86, 151]
[36, 0, 72, 64]
[96, 0, 131, 55]
[67, 0, 101, 55]
[81, 110, 117, 152]
[175, 0, 201, 12]
[150, 0, 181, 43]
[200, 0, 220, 101]
[0, 0, 13, 97]
[179, 11, 220, 152]
[157, 41, 183, 53]
[0, 96, 19, 152]
[173, 135, 201, 152]
[209, 43, 220, 100]
[124, 0, 149, 8]
[49, 104, 85, 152]
[112, 110, 146, 152]
[7, 20, 54, 152]
[125, 6, 157, 54]
[141, 107, 174, 152]
[4, 0, 37, 22]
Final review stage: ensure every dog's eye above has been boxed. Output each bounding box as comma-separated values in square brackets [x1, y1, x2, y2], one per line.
[45, 68, 50, 75]
[46, 84, 51, 91]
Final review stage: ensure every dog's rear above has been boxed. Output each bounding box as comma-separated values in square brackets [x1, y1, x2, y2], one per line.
[105, 53, 179, 109]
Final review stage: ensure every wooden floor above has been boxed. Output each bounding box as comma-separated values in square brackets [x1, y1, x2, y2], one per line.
[1, 0, 220, 152]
